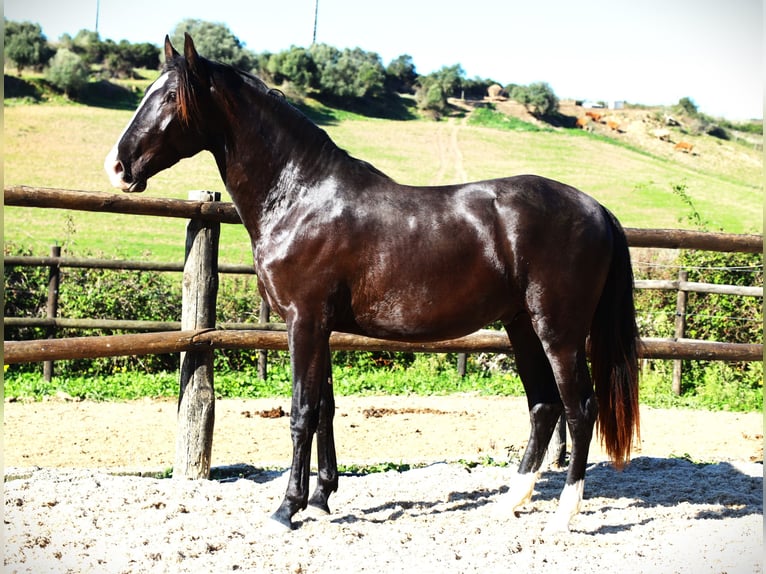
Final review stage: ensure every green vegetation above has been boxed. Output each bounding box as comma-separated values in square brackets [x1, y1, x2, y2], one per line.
[45, 48, 90, 96]
[5, 352, 761, 412]
[509, 82, 559, 117]
[4, 19, 54, 73]
[467, 106, 547, 132]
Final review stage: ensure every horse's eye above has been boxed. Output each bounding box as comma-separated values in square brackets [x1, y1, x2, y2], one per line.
[165, 91, 177, 104]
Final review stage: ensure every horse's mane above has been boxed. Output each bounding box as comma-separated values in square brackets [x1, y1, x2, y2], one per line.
[167, 53, 390, 180]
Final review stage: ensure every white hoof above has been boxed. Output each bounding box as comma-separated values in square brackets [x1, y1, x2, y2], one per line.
[543, 511, 572, 536]
[543, 480, 583, 534]
[497, 471, 539, 518]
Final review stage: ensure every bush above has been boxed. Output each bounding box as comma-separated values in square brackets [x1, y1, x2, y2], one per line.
[46, 48, 90, 97]
[3, 245, 49, 342]
[4, 244, 182, 376]
[633, 248, 763, 410]
[510, 82, 559, 117]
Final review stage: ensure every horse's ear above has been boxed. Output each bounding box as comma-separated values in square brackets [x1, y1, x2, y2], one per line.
[164, 35, 179, 62]
[184, 33, 202, 72]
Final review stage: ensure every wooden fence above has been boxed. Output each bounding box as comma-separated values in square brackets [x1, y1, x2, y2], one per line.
[5, 186, 764, 476]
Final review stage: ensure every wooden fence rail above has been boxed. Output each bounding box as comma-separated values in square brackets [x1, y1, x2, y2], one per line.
[5, 328, 762, 364]
[2, 255, 254, 274]
[5, 185, 763, 253]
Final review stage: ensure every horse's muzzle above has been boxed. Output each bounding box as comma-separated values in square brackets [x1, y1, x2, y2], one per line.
[104, 146, 146, 193]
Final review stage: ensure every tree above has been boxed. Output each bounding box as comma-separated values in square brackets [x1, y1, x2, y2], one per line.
[267, 46, 318, 92]
[511, 82, 559, 117]
[46, 48, 90, 97]
[677, 96, 699, 117]
[70, 29, 104, 65]
[462, 76, 497, 100]
[386, 54, 417, 94]
[310, 44, 386, 99]
[4, 19, 54, 73]
[415, 64, 465, 114]
[171, 19, 255, 71]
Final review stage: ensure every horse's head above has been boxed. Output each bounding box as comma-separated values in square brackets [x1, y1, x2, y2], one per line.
[104, 34, 211, 192]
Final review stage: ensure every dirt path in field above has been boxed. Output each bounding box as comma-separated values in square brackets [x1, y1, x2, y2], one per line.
[431, 117, 468, 186]
[4, 395, 763, 573]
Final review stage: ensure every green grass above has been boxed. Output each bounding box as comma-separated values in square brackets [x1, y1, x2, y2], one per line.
[467, 107, 547, 132]
[5, 354, 761, 411]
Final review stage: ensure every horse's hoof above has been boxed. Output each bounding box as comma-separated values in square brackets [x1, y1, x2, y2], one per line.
[268, 509, 295, 531]
[304, 503, 331, 519]
[542, 513, 572, 537]
[492, 494, 521, 521]
[307, 492, 332, 517]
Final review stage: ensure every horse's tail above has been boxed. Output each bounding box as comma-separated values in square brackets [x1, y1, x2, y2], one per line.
[590, 207, 640, 469]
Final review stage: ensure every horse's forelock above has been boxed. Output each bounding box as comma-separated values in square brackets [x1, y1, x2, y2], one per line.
[165, 57, 199, 126]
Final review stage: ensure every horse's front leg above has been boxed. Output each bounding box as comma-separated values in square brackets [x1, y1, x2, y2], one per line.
[270, 322, 332, 529]
[307, 360, 338, 514]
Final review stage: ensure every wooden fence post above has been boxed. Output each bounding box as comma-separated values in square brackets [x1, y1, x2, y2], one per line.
[672, 269, 689, 395]
[257, 300, 271, 381]
[175, 191, 220, 480]
[457, 353, 467, 377]
[43, 244, 61, 382]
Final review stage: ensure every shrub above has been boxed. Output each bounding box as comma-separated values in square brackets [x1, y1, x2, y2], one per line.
[46, 48, 90, 97]
[633, 247, 763, 410]
[510, 82, 559, 117]
[3, 245, 49, 342]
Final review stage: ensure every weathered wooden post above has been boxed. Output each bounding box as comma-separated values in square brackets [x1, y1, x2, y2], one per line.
[175, 191, 220, 480]
[456, 353, 467, 377]
[672, 269, 688, 395]
[43, 244, 61, 382]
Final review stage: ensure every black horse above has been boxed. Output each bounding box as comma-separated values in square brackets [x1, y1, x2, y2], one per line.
[105, 35, 640, 532]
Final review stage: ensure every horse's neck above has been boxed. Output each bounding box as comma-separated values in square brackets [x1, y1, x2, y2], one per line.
[213, 85, 340, 240]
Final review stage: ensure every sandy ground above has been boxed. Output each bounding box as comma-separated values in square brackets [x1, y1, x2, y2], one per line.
[3, 395, 764, 573]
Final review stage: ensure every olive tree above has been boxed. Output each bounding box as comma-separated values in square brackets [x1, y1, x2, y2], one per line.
[511, 82, 559, 117]
[46, 48, 90, 97]
[4, 19, 54, 73]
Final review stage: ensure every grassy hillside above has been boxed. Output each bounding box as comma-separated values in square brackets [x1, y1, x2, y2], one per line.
[3, 94, 762, 264]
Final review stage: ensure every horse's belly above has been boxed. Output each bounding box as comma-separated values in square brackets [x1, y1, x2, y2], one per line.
[351, 279, 514, 342]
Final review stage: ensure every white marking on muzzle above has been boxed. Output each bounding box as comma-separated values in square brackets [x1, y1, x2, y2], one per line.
[104, 72, 171, 190]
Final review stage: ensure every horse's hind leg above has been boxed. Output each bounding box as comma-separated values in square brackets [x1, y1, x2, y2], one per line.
[501, 314, 563, 515]
[307, 360, 338, 515]
[544, 344, 598, 533]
